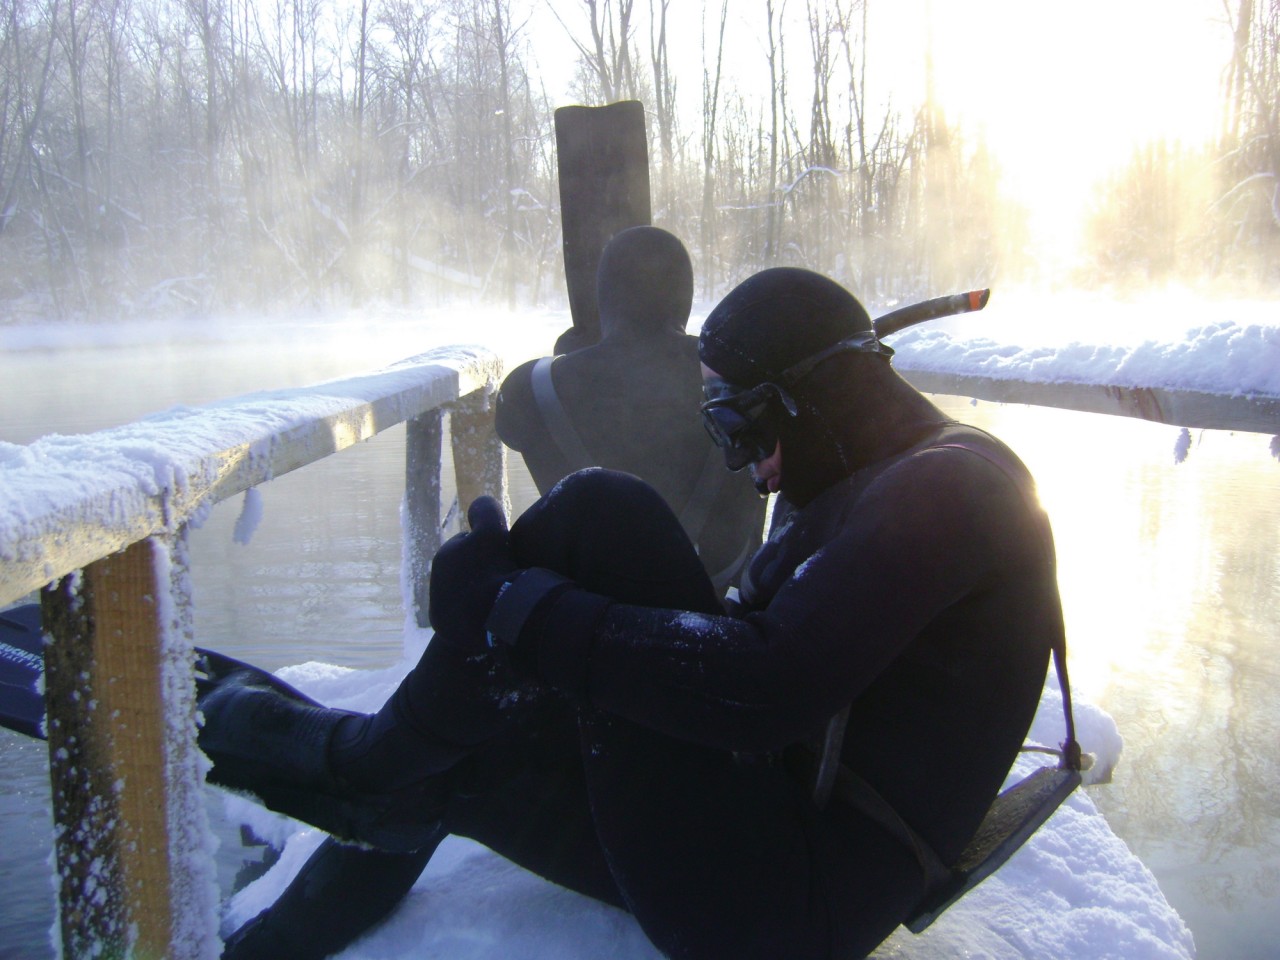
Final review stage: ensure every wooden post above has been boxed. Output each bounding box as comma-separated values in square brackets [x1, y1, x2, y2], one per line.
[553, 100, 652, 352]
[449, 389, 507, 527]
[405, 391, 505, 630]
[405, 410, 445, 628]
[42, 534, 215, 960]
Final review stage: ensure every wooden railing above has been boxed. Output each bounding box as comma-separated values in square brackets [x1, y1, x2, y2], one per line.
[2, 335, 1275, 959]
[898, 368, 1280, 435]
[0, 345, 511, 959]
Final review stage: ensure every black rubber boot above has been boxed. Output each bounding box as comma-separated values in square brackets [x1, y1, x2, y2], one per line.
[196, 650, 450, 853]
[220, 829, 445, 960]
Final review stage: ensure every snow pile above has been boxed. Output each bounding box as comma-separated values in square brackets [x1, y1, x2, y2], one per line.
[209, 654, 1194, 960]
[890, 320, 1280, 397]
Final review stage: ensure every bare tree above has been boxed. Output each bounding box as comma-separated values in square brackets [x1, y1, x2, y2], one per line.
[1, 0, 59, 241]
[1218, 0, 1279, 283]
[762, 0, 783, 264]
[4, 0, 1243, 319]
[179, 0, 227, 303]
[699, 0, 728, 297]
[553, 0, 638, 104]
[374, 0, 444, 299]
[647, 0, 675, 217]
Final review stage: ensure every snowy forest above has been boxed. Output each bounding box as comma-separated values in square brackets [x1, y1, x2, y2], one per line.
[0, 0, 1277, 322]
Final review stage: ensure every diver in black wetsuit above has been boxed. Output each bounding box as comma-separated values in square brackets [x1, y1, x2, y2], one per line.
[200, 267, 1062, 960]
[496, 225, 764, 592]
[218, 228, 767, 960]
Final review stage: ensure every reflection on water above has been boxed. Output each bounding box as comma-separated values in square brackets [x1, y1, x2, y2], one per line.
[1, 343, 1277, 958]
[187, 427, 416, 671]
[934, 398, 1280, 960]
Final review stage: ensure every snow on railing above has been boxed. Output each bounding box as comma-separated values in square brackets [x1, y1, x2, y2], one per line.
[890, 320, 1280, 438]
[900, 367, 1280, 435]
[0, 345, 506, 607]
[0, 344, 510, 960]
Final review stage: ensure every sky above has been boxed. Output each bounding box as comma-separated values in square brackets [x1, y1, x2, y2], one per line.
[904, 0, 1234, 263]
[527, 0, 1237, 268]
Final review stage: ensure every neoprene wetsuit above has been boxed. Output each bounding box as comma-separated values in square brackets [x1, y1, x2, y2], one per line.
[495, 226, 764, 589]
[214, 268, 1061, 960]
[459, 420, 1056, 958]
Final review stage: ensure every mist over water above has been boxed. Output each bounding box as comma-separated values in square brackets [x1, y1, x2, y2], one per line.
[1, 312, 1278, 958]
[931, 398, 1280, 960]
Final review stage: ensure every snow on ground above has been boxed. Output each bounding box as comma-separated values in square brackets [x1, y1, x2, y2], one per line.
[210, 650, 1193, 960]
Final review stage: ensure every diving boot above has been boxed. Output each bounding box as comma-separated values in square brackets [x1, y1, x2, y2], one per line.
[195, 649, 450, 853]
[221, 829, 445, 960]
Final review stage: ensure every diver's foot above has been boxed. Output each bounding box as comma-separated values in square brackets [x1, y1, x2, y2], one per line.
[196, 653, 447, 852]
[222, 829, 447, 960]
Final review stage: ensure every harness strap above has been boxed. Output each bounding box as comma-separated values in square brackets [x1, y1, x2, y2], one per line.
[934, 440, 1081, 768]
[786, 740, 949, 890]
[531, 357, 595, 469]
[803, 434, 1083, 906]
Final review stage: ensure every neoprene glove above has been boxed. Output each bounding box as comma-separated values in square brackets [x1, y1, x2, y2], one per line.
[427, 496, 518, 650]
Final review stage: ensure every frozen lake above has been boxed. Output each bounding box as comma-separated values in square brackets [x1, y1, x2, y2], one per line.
[1, 311, 1277, 959]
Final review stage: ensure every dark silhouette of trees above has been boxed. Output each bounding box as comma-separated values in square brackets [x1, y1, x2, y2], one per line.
[0, 0, 1264, 321]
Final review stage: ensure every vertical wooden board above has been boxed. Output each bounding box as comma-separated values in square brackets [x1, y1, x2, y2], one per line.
[43, 569, 132, 958]
[554, 100, 652, 351]
[406, 410, 445, 628]
[450, 391, 507, 531]
[42, 539, 176, 959]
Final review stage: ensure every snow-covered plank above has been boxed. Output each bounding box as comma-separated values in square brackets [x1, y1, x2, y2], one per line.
[900, 369, 1280, 434]
[0, 346, 504, 607]
[890, 319, 1280, 435]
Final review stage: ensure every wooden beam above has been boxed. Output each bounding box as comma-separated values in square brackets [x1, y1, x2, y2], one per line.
[42, 535, 213, 960]
[899, 369, 1280, 435]
[405, 410, 445, 629]
[1, 346, 504, 608]
[554, 101, 652, 351]
[450, 390, 508, 527]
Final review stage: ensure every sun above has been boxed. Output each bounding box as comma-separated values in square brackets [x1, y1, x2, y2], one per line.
[875, 0, 1233, 265]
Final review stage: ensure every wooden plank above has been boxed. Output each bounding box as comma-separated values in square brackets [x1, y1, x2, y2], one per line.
[899, 369, 1280, 435]
[554, 101, 652, 350]
[43, 535, 211, 959]
[450, 390, 508, 526]
[405, 410, 445, 629]
[1, 346, 504, 608]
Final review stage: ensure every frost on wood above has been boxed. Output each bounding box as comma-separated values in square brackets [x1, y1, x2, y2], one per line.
[232, 487, 265, 546]
[153, 533, 223, 960]
[41, 534, 219, 960]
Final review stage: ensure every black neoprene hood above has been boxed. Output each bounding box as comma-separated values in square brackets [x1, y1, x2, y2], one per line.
[596, 226, 693, 339]
[698, 268, 875, 386]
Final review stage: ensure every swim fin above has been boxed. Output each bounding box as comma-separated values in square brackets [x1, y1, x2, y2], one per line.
[196, 650, 448, 854]
[222, 831, 444, 960]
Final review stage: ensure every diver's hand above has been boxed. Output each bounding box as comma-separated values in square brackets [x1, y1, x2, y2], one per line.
[427, 497, 518, 651]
